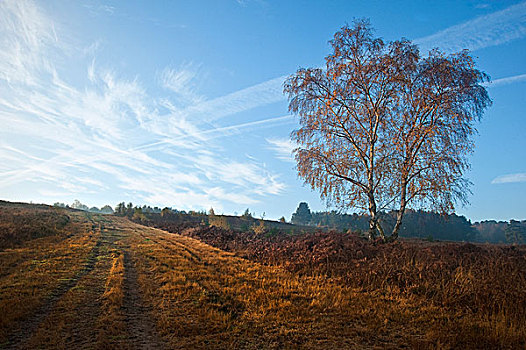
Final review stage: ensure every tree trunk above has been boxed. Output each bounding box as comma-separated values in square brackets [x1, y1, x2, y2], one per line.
[368, 216, 377, 240]
[375, 220, 386, 241]
[389, 208, 405, 242]
[367, 193, 379, 241]
[389, 180, 408, 242]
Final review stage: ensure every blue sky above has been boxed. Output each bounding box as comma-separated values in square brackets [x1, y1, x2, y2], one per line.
[0, 0, 525, 222]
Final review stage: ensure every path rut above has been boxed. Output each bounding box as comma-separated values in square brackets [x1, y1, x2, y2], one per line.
[121, 250, 165, 350]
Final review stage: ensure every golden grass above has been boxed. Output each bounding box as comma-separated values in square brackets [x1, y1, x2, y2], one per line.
[170, 224, 526, 348]
[131, 222, 526, 349]
[122, 223, 417, 348]
[1, 203, 524, 349]
[97, 253, 126, 349]
[24, 248, 108, 349]
[0, 210, 98, 345]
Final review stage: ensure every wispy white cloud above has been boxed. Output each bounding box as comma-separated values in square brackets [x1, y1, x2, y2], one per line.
[0, 0, 286, 210]
[100, 5, 115, 14]
[491, 173, 526, 184]
[234, 0, 266, 8]
[83, 41, 102, 56]
[159, 62, 205, 105]
[475, 3, 491, 10]
[205, 187, 259, 205]
[414, 1, 526, 53]
[191, 154, 286, 196]
[0, 0, 59, 86]
[135, 115, 293, 153]
[266, 137, 297, 163]
[38, 189, 74, 197]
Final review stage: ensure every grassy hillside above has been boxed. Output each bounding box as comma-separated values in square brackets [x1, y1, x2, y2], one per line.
[130, 209, 316, 235]
[0, 201, 525, 349]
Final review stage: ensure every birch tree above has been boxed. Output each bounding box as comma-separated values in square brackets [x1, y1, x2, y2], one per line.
[284, 20, 491, 242]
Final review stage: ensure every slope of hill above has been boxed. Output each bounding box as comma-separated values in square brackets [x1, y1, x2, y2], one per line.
[0, 201, 525, 349]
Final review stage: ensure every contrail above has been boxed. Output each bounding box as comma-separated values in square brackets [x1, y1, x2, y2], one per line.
[414, 1, 526, 53]
[134, 115, 294, 152]
[179, 75, 288, 122]
[486, 73, 526, 87]
[0, 115, 295, 186]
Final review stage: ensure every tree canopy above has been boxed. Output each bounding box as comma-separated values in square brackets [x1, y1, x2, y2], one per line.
[284, 19, 491, 242]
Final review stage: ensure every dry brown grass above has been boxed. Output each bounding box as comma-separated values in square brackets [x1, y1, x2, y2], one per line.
[24, 246, 108, 349]
[124, 223, 420, 348]
[96, 253, 126, 349]
[157, 223, 526, 349]
[1, 202, 524, 349]
[0, 206, 99, 346]
[0, 201, 71, 249]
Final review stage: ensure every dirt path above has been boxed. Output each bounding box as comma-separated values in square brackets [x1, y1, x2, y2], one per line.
[96, 218, 166, 349]
[122, 250, 165, 350]
[2, 215, 166, 350]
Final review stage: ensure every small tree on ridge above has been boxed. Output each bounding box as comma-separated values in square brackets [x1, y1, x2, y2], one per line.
[291, 202, 312, 225]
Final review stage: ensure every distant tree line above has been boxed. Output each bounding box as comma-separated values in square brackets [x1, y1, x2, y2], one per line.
[473, 220, 526, 244]
[114, 202, 212, 222]
[53, 199, 524, 244]
[53, 200, 114, 214]
[291, 202, 525, 243]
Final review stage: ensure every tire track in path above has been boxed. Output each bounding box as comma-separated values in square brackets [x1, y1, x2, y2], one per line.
[121, 248, 165, 350]
[104, 217, 166, 349]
